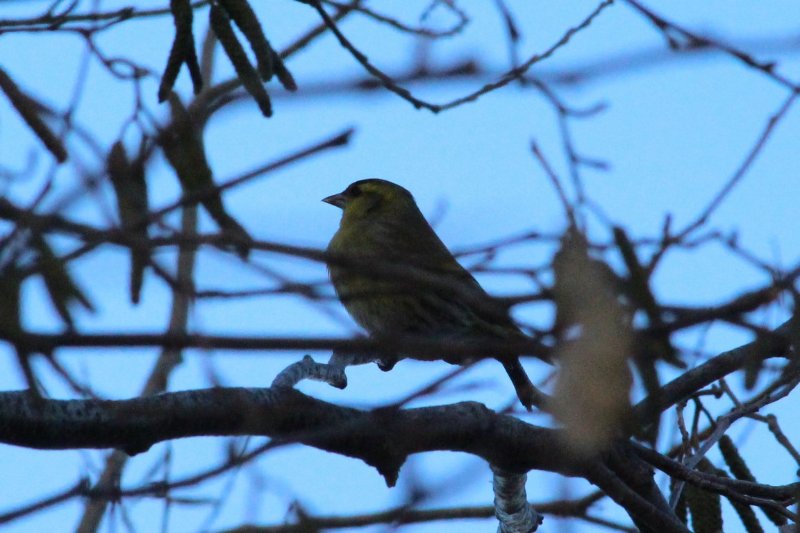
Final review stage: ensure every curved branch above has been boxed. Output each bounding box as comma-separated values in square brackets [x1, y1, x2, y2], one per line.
[303, 0, 615, 113]
[633, 443, 799, 521]
[634, 320, 792, 420]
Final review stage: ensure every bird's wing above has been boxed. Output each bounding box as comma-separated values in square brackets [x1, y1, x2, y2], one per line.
[384, 217, 523, 339]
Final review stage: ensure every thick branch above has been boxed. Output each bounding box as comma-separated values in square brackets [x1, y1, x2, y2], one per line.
[634, 320, 792, 419]
[0, 387, 578, 486]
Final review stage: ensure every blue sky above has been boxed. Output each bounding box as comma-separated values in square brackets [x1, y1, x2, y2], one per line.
[1, 1, 800, 531]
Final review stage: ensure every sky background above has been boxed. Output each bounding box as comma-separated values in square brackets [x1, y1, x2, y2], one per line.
[1, 1, 800, 531]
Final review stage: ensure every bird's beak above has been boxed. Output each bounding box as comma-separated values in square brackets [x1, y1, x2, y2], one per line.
[322, 192, 346, 208]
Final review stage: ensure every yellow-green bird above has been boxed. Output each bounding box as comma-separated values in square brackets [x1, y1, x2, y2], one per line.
[323, 179, 548, 410]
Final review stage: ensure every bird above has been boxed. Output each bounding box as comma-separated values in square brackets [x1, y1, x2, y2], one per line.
[323, 178, 549, 410]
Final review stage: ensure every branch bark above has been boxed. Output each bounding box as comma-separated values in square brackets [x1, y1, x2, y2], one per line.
[0, 387, 579, 486]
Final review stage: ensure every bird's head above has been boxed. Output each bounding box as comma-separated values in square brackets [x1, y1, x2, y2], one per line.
[323, 179, 416, 223]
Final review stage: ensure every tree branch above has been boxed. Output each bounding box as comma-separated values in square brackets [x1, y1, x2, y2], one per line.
[0, 387, 579, 486]
[634, 320, 792, 420]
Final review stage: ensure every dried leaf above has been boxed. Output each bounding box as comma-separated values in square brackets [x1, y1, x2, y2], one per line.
[107, 141, 150, 303]
[551, 230, 633, 458]
[0, 271, 22, 336]
[31, 234, 93, 328]
[160, 95, 251, 258]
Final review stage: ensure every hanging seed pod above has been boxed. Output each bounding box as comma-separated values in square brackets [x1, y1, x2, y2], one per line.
[685, 459, 723, 533]
[209, 4, 272, 117]
[158, 0, 203, 102]
[218, 0, 275, 80]
[272, 49, 297, 92]
[713, 466, 764, 533]
[719, 435, 786, 526]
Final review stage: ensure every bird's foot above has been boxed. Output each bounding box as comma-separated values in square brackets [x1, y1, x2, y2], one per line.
[272, 355, 347, 389]
[376, 355, 398, 372]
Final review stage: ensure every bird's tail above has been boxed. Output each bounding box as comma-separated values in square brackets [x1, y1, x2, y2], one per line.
[498, 356, 539, 411]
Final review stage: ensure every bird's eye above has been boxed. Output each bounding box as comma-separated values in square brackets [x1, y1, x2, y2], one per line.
[347, 185, 362, 197]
